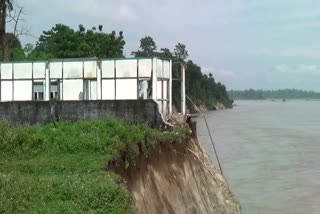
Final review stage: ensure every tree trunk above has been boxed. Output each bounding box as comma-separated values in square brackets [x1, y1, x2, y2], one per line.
[0, 0, 9, 62]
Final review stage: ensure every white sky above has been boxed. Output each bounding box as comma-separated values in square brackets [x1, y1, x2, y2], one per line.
[12, 0, 320, 91]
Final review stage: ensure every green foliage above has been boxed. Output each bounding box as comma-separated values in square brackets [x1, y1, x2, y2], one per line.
[10, 47, 24, 61]
[2, 28, 232, 111]
[182, 60, 232, 110]
[28, 24, 125, 60]
[228, 89, 320, 100]
[132, 36, 232, 110]
[23, 43, 34, 57]
[0, 119, 190, 213]
[159, 48, 173, 59]
[131, 36, 157, 57]
[0, 173, 132, 214]
[0, 33, 25, 61]
[174, 43, 188, 62]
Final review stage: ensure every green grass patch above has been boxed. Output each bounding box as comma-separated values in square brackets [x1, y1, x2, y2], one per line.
[0, 119, 190, 213]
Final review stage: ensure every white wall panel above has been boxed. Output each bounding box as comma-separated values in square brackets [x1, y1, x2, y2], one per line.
[101, 60, 114, 78]
[157, 101, 162, 114]
[116, 60, 137, 77]
[1, 64, 12, 79]
[163, 80, 168, 99]
[63, 79, 83, 100]
[1, 81, 12, 101]
[138, 59, 152, 77]
[163, 101, 168, 115]
[14, 63, 32, 79]
[63, 61, 83, 78]
[116, 79, 137, 100]
[33, 62, 46, 79]
[90, 80, 97, 100]
[157, 59, 163, 78]
[157, 80, 162, 99]
[102, 79, 115, 100]
[84, 61, 97, 78]
[163, 81, 168, 116]
[163, 61, 170, 78]
[152, 60, 157, 100]
[13, 81, 32, 101]
[49, 62, 62, 79]
[97, 68, 101, 99]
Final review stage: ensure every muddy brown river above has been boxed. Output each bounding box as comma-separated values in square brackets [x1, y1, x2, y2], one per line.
[196, 100, 320, 214]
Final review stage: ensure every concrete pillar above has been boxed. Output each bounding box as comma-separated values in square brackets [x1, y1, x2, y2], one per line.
[97, 67, 102, 100]
[169, 59, 173, 114]
[45, 68, 50, 101]
[152, 58, 157, 102]
[181, 64, 186, 115]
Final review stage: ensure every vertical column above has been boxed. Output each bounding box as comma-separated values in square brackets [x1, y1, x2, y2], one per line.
[12, 63, 14, 101]
[114, 60, 116, 100]
[181, 64, 186, 115]
[45, 67, 50, 101]
[97, 61, 102, 100]
[31, 62, 34, 100]
[169, 59, 172, 114]
[0, 64, 2, 102]
[136, 59, 139, 99]
[151, 58, 157, 101]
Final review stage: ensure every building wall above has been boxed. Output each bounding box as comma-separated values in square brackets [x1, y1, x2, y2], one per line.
[0, 58, 172, 117]
[0, 100, 165, 128]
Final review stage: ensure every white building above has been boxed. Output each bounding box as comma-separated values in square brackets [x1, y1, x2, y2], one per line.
[0, 57, 174, 116]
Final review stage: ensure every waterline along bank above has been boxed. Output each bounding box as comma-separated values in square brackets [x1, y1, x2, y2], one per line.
[0, 118, 240, 213]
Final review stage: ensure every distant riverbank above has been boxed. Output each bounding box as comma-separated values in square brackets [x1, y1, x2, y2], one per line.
[228, 89, 320, 100]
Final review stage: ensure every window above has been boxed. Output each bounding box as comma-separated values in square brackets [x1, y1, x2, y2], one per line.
[33, 81, 44, 100]
[84, 79, 97, 100]
[50, 80, 61, 100]
[138, 79, 152, 99]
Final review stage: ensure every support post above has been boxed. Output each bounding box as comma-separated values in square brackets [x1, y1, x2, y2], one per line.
[169, 59, 172, 114]
[152, 58, 157, 101]
[181, 64, 186, 115]
[97, 64, 102, 100]
[45, 67, 50, 101]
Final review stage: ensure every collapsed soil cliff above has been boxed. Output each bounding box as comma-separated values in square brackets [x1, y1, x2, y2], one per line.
[112, 130, 241, 214]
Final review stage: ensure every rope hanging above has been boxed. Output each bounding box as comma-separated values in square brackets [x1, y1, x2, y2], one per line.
[186, 95, 224, 176]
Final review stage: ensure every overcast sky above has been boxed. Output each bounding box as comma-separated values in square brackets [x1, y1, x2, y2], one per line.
[13, 0, 320, 91]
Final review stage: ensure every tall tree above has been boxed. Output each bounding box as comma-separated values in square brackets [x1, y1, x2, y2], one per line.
[0, 0, 13, 61]
[29, 24, 125, 60]
[158, 48, 173, 59]
[132, 36, 157, 57]
[174, 43, 188, 62]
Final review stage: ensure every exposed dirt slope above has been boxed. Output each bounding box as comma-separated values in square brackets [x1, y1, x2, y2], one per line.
[114, 136, 240, 214]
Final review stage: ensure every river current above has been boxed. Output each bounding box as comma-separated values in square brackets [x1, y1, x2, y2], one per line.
[196, 100, 320, 214]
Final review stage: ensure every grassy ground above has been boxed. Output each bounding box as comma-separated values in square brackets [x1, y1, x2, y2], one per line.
[0, 119, 190, 214]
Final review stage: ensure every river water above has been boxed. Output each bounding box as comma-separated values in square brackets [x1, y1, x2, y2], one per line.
[196, 100, 320, 214]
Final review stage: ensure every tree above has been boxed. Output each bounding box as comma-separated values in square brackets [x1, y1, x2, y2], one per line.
[0, 32, 25, 61]
[29, 24, 125, 60]
[98, 25, 103, 32]
[7, 5, 29, 39]
[23, 43, 33, 57]
[7, 32, 23, 60]
[132, 36, 157, 57]
[158, 48, 172, 59]
[0, 0, 13, 61]
[174, 43, 188, 62]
